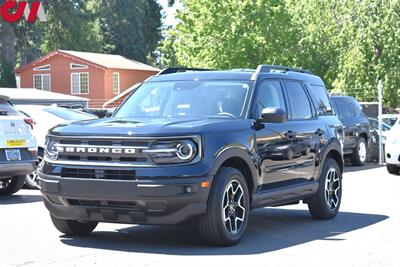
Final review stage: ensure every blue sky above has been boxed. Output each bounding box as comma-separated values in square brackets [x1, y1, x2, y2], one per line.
[157, 0, 181, 26]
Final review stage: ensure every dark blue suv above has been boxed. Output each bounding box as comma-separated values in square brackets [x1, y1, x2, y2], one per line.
[40, 65, 344, 246]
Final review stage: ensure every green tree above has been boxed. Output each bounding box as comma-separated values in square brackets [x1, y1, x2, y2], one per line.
[161, 0, 297, 69]
[161, 0, 400, 108]
[40, 0, 102, 54]
[98, 0, 162, 63]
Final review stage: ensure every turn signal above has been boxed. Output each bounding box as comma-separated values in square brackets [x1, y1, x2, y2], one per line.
[200, 181, 210, 188]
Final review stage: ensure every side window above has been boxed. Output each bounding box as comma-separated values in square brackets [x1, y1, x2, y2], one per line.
[284, 81, 313, 120]
[307, 84, 333, 115]
[333, 98, 353, 119]
[255, 80, 286, 118]
[350, 98, 362, 116]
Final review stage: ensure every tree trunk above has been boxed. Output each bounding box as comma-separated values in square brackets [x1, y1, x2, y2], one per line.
[0, 22, 17, 87]
[1, 22, 16, 66]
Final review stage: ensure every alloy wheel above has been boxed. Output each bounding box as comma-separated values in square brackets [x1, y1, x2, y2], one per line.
[0, 179, 11, 189]
[324, 168, 341, 210]
[25, 156, 43, 189]
[222, 180, 246, 234]
[358, 141, 366, 162]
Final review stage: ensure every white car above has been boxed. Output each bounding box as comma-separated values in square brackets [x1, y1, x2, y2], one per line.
[16, 105, 97, 188]
[385, 124, 400, 175]
[0, 96, 37, 196]
[382, 114, 400, 127]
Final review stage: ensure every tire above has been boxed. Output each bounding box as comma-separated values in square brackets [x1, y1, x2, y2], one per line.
[198, 167, 250, 246]
[350, 137, 367, 166]
[0, 176, 25, 196]
[25, 154, 43, 189]
[387, 164, 400, 175]
[50, 214, 98, 236]
[308, 158, 342, 220]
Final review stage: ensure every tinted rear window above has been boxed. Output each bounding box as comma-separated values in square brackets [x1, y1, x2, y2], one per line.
[0, 100, 19, 116]
[331, 97, 355, 119]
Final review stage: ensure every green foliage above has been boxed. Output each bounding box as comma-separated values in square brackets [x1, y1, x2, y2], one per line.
[98, 0, 162, 63]
[40, 0, 102, 54]
[0, 60, 16, 87]
[161, 0, 400, 108]
[0, 0, 163, 86]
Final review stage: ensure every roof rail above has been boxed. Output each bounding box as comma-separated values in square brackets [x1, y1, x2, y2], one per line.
[256, 65, 313, 74]
[158, 67, 211, 75]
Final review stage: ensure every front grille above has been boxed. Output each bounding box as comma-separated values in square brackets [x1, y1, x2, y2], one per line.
[61, 168, 136, 180]
[56, 137, 154, 165]
[67, 199, 138, 209]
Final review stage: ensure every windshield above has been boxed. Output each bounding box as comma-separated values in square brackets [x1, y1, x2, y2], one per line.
[114, 80, 251, 119]
[44, 107, 96, 121]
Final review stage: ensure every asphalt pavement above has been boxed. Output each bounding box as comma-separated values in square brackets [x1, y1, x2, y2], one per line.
[1, 164, 399, 267]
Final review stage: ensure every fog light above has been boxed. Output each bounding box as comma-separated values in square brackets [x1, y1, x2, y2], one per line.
[185, 186, 192, 193]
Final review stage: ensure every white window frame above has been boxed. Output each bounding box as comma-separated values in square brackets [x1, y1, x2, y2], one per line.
[112, 72, 120, 94]
[33, 64, 51, 71]
[70, 72, 89, 95]
[33, 74, 51, 91]
[70, 63, 88, 70]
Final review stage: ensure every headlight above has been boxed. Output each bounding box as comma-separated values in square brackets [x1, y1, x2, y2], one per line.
[144, 139, 199, 164]
[45, 136, 59, 160]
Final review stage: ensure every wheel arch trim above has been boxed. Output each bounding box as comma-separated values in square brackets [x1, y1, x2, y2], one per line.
[209, 146, 258, 194]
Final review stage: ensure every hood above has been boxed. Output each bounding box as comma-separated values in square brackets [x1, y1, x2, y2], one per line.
[49, 117, 251, 137]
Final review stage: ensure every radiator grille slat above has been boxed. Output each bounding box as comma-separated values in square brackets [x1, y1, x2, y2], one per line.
[61, 168, 136, 180]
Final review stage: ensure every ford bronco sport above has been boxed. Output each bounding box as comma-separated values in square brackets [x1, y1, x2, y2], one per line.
[40, 65, 344, 246]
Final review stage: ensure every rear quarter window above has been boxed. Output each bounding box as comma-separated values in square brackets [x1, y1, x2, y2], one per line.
[309, 84, 333, 115]
[331, 97, 354, 119]
[0, 100, 19, 116]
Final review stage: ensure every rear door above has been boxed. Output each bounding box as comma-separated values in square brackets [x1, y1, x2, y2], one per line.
[282, 80, 325, 182]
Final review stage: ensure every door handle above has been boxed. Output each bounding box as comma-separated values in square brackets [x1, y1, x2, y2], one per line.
[284, 130, 297, 139]
[315, 128, 325, 136]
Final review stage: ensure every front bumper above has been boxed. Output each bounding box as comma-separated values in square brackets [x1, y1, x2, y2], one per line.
[385, 144, 400, 165]
[39, 170, 212, 225]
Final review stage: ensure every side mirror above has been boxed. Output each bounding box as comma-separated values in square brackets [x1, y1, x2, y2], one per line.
[260, 107, 287, 123]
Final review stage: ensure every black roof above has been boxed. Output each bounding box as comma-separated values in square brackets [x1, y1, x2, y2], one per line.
[148, 70, 325, 86]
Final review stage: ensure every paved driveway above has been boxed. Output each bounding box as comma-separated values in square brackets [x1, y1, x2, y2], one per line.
[1, 165, 399, 267]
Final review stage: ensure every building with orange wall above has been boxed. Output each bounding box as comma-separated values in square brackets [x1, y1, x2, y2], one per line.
[14, 50, 159, 107]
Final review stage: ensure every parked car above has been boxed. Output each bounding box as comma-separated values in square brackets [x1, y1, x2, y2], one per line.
[16, 105, 97, 188]
[382, 114, 400, 127]
[331, 96, 370, 166]
[0, 95, 37, 196]
[368, 117, 392, 144]
[385, 124, 400, 175]
[40, 65, 344, 246]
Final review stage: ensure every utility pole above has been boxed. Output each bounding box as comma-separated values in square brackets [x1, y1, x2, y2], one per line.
[378, 80, 383, 165]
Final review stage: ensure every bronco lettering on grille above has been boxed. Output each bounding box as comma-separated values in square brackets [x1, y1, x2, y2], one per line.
[57, 146, 136, 154]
